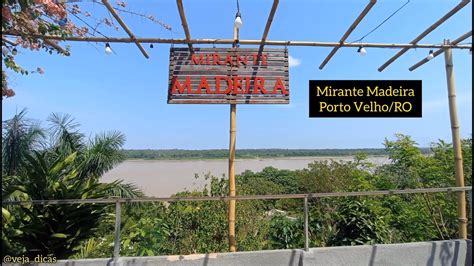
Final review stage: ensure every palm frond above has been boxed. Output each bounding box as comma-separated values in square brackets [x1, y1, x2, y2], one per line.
[2, 109, 45, 175]
[47, 113, 85, 156]
[79, 131, 126, 179]
[102, 179, 144, 198]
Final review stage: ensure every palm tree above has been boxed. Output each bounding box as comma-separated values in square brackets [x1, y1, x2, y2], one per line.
[2, 109, 45, 176]
[2, 110, 143, 258]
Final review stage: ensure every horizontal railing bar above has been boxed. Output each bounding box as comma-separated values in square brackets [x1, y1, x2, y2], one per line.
[2, 186, 471, 206]
[1, 32, 471, 49]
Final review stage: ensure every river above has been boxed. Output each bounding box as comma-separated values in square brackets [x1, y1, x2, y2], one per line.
[101, 156, 389, 197]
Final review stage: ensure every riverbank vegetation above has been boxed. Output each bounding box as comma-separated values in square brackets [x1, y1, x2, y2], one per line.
[2, 112, 472, 259]
[123, 147, 431, 160]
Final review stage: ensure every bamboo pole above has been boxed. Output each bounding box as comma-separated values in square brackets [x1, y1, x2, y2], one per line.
[176, 0, 193, 52]
[378, 0, 470, 72]
[101, 0, 149, 58]
[259, 0, 279, 51]
[228, 25, 238, 253]
[2, 32, 471, 49]
[319, 0, 376, 69]
[443, 39, 467, 239]
[409, 31, 472, 71]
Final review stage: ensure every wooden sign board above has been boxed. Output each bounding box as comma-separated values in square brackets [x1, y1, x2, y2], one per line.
[168, 48, 289, 104]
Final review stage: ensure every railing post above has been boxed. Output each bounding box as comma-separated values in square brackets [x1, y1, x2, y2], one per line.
[113, 201, 122, 263]
[304, 196, 309, 252]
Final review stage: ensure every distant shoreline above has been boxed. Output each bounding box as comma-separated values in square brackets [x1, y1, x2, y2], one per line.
[122, 148, 430, 161]
[123, 154, 390, 162]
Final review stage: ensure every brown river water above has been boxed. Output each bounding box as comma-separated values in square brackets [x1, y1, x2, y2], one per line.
[101, 156, 389, 197]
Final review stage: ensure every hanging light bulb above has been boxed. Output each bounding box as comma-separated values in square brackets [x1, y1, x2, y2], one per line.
[426, 50, 434, 60]
[150, 44, 154, 48]
[357, 46, 367, 56]
[234, 0, 242, 29]
[234, 13, 242, 29]
[105, 43, 113, 55]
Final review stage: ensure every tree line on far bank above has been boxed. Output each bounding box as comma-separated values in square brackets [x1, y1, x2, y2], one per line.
[2, 111, 471, 259]
[122, 147, 431, 160]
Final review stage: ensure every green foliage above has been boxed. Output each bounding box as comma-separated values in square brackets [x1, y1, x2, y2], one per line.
[3, 125, 471, 257]
[327, 199, 392, 246]
[3, 152, 111, 258]
[268, 215, 303, 249]
[2, 111, 142, 259]
[123, 148, 429, 160]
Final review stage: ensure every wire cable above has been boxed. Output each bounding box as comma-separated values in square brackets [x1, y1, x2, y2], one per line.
[350, 0, 410, 43]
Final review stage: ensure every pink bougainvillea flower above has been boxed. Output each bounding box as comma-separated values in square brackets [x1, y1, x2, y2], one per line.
[2, 7, 12, 21]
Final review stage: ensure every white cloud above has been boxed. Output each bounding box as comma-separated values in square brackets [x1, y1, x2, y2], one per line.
[288, 55, 301, 68]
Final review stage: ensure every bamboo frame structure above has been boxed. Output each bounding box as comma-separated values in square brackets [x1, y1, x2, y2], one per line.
[409, 31, 472, 71]
[2, 0, 472, 252]
[259, 0, 279, 51]
[443, 41, 468, 239]
[176, 0, 193, 52]
[2, 32, 470, 49]
[378, 0, 471, 72]
[319, 0, 376, 69]
[101, 0, 149, 58]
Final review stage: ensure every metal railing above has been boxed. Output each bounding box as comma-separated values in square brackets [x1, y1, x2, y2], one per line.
[2, 186, 472, 262]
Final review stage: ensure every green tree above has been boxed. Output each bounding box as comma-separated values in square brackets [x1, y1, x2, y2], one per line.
[2, 111, 142, 258]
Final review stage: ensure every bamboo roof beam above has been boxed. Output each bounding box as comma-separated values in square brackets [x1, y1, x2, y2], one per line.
[3, 32, 472, 49]
[378, 0, 471, 72]
[176, 0, 193, 52]
[319, 0, 376, 70]
[101, 0, 149, 59]
[409, 31, 472, 71]
[259, 0, 279, 52]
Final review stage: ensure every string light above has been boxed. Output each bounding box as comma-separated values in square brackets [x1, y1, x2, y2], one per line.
[105, 43, 113, 55]
[357, 46, 367, 56]
[426, 50, 434, 60]
[234, 0, 242, 29]
[150, 44, 154, 48]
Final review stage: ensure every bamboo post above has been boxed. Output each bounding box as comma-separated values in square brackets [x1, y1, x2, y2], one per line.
[443, 39, 467, 239]
[113, 201, 122, 262]
[228, 24, 239, 253]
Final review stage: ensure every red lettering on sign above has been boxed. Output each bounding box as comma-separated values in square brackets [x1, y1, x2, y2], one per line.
[233, 76, 245, 94]
[272, 78, 288, 95]
[197, 77, 212, 94]
[191, 54, 204, 65]
[261, 54, 268, 66]
[253, 77, 267, 94]
[236, 55, 247, 66]
[171, 77, 192, 94]
[215, 76, 232, 94]
[213, 53, 222, 65]
[225, 55, 233, 66]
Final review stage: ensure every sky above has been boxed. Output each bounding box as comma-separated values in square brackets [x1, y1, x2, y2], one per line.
[2, 0, 472, 149]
